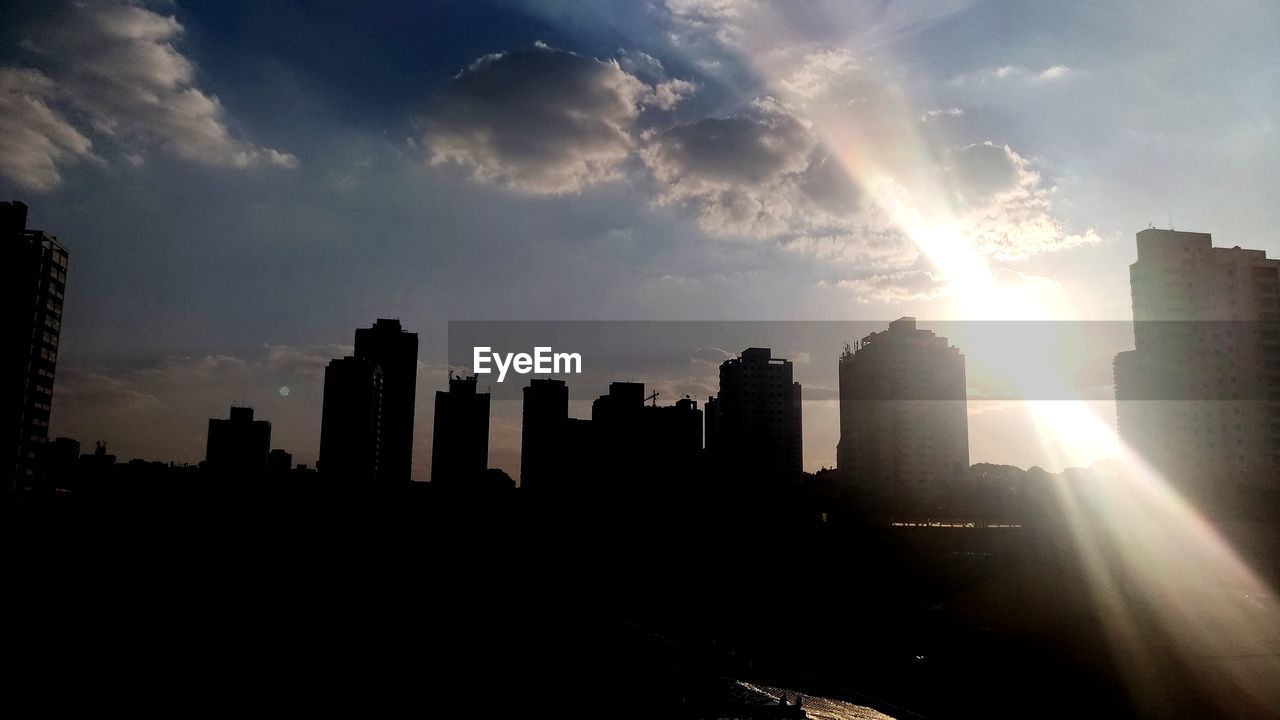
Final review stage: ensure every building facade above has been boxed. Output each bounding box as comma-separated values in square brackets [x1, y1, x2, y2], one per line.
[837, 318, 968, 505]
[1114, 228, 1280, 489]
[708, 348, 803, 483]
[4, 201, 68, 491]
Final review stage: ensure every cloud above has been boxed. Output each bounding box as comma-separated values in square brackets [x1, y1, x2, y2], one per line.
[0, 68, 95, 190]
[953, 64, 1074, 86]
[946, 142, 1101, 260]
[664, 0, 752, 49]
[422, 44, 691, 195]
[640, 97, 862, 238]
[782, 228, 919, 270]
[831, 265, 1059, 305]
[949, 141, 1022, 199]
[921, 107, 964, 122]
[779, 49, 858, 99]
[264, 343, 354, 380]
[1, 0, 296, 190]
[833, 269, 949, 304]
[615, 49, 697, 110]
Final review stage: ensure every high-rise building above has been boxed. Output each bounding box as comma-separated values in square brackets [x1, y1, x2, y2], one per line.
[319, 356, 383, 481]
[205, 406, 272, 476]
[837, 318, 969, 504]
[521, 378, 570, 493]
[431, 373, 490, 485]
[4, 201, 69, 491]
[354, 319, 418, 484]
[709, 348, 802, 483]
[1114, 228, 1280, 489]
[591, 381, 646, 467]
[703, 396, 721, 453]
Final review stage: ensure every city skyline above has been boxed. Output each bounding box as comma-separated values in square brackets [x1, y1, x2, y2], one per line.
[2, 0, 1278, 480]
[8, 4, 1280, 716]
[15, 256, 1280, 484]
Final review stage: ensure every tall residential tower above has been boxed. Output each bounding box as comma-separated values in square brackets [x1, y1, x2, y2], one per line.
[354, 319, 418, 484]
[837, 318, 968, 506]
[707, 348, 803, 483]
[4, 201, 68, 491]
[1114, 228, 1280, 490]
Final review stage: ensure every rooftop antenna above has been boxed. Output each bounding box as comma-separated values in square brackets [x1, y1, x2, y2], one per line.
[1168, 211, 1174, 231]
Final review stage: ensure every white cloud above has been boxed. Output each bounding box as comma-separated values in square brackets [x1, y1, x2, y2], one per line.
[953, 64, 1075, 85]
[0, 68, 95, 190]
[921, 107, 964, 122]
[0, 1, 296, 190]
[946, 142, 1101, 260]
[831, 266, 1060, 305]
[834, 269, 949, 304]
[778, 49, 858, 99]
[616, 49, 697, 110]
[664, 0, 753, 48]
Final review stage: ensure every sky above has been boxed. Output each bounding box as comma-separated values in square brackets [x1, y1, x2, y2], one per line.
[2, 0, 1277, 480]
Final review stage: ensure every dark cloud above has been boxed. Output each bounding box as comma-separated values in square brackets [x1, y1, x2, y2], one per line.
[641, 98, 861, 238]
[949, 141, 1021, 199]
[422, 43, 690, 195]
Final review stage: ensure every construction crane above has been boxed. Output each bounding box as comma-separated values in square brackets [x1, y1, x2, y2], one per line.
[643, 390, 659, 406]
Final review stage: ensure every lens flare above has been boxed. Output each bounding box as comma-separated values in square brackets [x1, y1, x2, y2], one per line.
[670, 3, 1280, 711]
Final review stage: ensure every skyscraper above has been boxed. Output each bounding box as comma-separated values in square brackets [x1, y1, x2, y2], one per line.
[591, 381, 646, 468]
[1114, 228, 1280, 489]
[4, 201, 69, 491]
[354, 319, 418, 484]
[837, 318, 969, 505]
[709, 348, 802, 483]
[431, 373, 490, 485]
[319, 356, 383, 482]
[521, 378, 569, 493]
[205, 406, 272, 476]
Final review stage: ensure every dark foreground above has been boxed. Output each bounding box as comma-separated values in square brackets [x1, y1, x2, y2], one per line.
[9, 481, 1280, 719]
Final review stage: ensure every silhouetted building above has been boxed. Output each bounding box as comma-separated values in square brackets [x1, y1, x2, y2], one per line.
[523, 378, 703, 494]
[521, 378, 569, 492]
[431, 373, 489, 485]
[354, 319, 418, 484]
[1115, 228, 1280, 488]
[710, 348, 803, 483]
[837, 318, 969, 505]
[704, 396, 721, 452]
[267, 449, 293, 474]
[319, 356, 383, 481]
[592, 381, 646, 468]
[4, 201, 68, 491]
[205, 406, 271, 476]
[643, 396, 703, 458]
[36, 436, 79, 494]
[80, 442, 116, 474]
